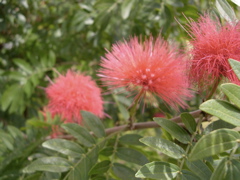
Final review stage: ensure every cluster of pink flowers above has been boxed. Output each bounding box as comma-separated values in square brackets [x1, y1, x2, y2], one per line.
[45, 71, 104, 136]
[188, 15, 240, 90]
[44, 14, 240, 137]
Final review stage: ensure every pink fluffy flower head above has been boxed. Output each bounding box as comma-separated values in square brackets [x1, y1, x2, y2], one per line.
[98, 36, 191, 110]
[46, 70, 104, 124]
[188, 15, 240, 90]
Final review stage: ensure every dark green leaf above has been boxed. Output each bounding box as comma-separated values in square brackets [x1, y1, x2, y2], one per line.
[229, 59, 240, 79]
[181, 112, 197, 133]
[154, 117, 191, 144]
[189, 129, 239, 161]
[42, 139, 84, 158]
[180, 170, 201, 180]
[89, 160, 111, 175]
[186, 160, 212, 180]
[140, 136, 185, 159]
[100, 147, 114, 156]
[221, 83, 240, 108]
[112, 163, 139, 180]
[81, 110, 106, 138]
[204, 120, 235, 134]
[116, 147, 148, 165]
[23, 157, 71, 173]
[66, 146, 99, 180]
[200, 99, 240, 127]
[135, 161, 179, 179]
[61, 123, 95, 147]
[119, 134, 144, 146]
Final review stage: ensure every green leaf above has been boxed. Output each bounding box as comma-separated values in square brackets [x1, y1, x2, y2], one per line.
[180, 170, 201, 180]
[140, 136, 185, 159]
[81, 111, 106, 138]
[1, 84, 20, 111]
[116, 147, 148, 165]
[61, 123, 95, 147]
[229, 59, 240, 79]
[121, 0, 136, 19]
[186, 160, 212, 180]
[13, 58, 32, 74]
[65, 146, 99, 180]
[216, 0, 237, 22]
[0, 130, 14, 151]
[119, 134, 144, 146]
[42, 139, 84, 158]
[135, 161, 179, 179]
[221, 83, 240, 108]
[181, 112, 197, 133]
[211, 158, 240, 180]
[89, 160, 111, 175]
[23, 157, 71, 173]
[100, 147, 114, 156]
[153, 117, 191, 144]
[188, 129, 239, 161]
[204, 120, 235, 134]
[200, 99, 240, 126]
[112, 163, 139, 180]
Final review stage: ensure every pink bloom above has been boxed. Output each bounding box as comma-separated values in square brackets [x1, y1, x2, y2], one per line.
[188, 15, 240, 90]
[46, 70, 104, 125]
[98, 36, 191, 110]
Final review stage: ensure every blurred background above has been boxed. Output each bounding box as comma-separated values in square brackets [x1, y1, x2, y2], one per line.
[0, 0, 237, 127]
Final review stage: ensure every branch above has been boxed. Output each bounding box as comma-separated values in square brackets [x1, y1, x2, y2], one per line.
[57, 110, 202, 139]
[105, 109, 202, 135]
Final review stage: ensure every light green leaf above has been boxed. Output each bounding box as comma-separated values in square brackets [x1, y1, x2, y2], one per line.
[61, 123, 95, 147]
[121, 0, 136, 19]
[221, 83, 240, 108]
[13, 58, 32, 74]
[140, 136, 185, 159]
[1, 84, 20, 111]
[89, 160, 111, 175]
[113, 163, 139, 180]
[119, 134, 144, 146]
[216, 0, 237, 23]
[188, 129, 240, 161]
[23, 157, 71, 173]
[135, 161, 179, 179]
[211, 158, 240, 180]
[200, 99, 240, 126]
[186, 160, 212, 180]
[153, 117, 191, 144]
[229, 59, 240, 79]
[81, 111, 105, 138]
[181, 112, 197, 133]
[42, 139, 84, 158]
[116, 147, 148, 165]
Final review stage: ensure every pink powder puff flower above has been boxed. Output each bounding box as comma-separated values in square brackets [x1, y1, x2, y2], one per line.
[98, 36, 191, 110]
[46, 70, 104, 125]
[188, 15, 240, 90]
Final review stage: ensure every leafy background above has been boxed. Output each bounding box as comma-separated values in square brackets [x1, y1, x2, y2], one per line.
[1, 0, 240, 180]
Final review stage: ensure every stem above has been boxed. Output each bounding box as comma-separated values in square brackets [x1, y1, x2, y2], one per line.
[128, 90, 143, 129]
[59, 110, 203, 139]
[206, 78, 221, 100]
[177, 116, 204, 178]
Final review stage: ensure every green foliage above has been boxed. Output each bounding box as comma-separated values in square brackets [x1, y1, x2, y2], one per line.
[1, 0, 240, 180]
